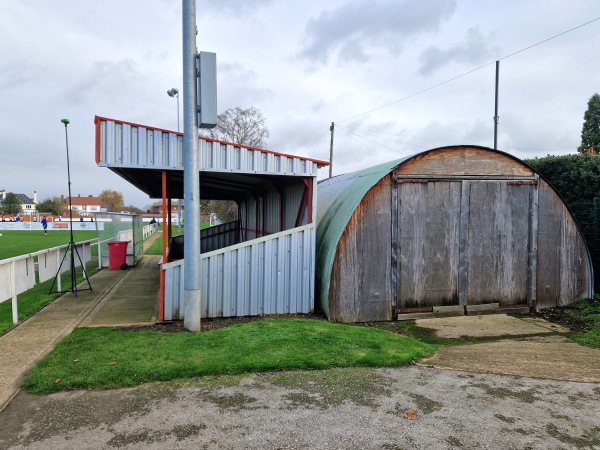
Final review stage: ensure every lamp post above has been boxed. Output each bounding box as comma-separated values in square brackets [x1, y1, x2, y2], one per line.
[168, 87, 182, 230]
[167, 88, 180, 132]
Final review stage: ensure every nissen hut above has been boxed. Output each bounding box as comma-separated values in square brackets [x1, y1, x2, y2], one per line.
[316, 146, 593, 323]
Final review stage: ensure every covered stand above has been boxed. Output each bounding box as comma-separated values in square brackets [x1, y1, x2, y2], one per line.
[95, 116, 328, 321]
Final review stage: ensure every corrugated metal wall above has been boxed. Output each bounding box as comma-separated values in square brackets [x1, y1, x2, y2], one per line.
[200, 220, 239, 253]
[238, 181, 309, 240]
[97, 118, 319, 176]
[163, 224, 315, 320]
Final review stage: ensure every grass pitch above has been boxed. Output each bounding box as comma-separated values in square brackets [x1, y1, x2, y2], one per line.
[0, 230, 97, 260]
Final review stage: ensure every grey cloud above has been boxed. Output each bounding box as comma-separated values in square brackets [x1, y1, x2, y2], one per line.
[217, 62, 274, 110]
[299, 0, 456, 64]
[65, 59, 142, 104]
[201, 0, 274, 15]
[418, 27, 498, 75]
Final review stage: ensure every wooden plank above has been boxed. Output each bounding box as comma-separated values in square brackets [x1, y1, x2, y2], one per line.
[397, 180, 461, 308]
[396, 147, 533, 177]
[330, 179, 392, 322]
[536, 182, 592, 308]
[465, 181, 531, 306]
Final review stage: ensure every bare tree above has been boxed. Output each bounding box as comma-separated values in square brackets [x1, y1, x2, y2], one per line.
[208, 106, 270, 148]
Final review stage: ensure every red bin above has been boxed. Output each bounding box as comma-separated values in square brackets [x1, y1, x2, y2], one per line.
[107, 241, 129, 270]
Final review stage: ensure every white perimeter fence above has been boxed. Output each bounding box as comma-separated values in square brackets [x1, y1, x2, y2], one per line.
[0, 240, 94, 326]
[0, 223, 157, 327]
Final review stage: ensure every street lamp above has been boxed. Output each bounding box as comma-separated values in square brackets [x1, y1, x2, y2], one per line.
[167, 88, 182, 230]
[167, 88, 180, 132]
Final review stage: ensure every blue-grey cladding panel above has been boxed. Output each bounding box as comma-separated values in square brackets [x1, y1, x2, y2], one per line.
[162, 225, 315, 319]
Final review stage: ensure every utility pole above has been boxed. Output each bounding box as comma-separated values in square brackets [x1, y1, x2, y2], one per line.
[329, 122, 334, 178]
[494, 60, 500, 150]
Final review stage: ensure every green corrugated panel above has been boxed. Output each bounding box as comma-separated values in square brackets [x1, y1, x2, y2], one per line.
[315, 157, 411, 318]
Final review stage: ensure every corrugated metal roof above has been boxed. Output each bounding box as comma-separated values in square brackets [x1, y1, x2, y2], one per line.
[315, 157, 411, 317]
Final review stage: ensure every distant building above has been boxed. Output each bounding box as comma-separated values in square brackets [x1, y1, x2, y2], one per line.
[0, 189, 37, 215]
[150, 199, 184, 215]
[62, 194, 101, 216]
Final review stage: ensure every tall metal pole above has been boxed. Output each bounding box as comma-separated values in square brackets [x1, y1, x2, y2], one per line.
[182, 0, 202, 331]
[328, 122, 334, 178]
[63, 119, 76, 293]
[494, 60, 500, 150]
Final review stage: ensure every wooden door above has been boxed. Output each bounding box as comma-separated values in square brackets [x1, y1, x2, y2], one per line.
[396, 179, 533, 309]
[396, 181, 461, 308]
[463, 181, 532, 306]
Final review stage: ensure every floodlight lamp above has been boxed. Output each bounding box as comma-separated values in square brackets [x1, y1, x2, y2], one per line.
[61, 118, 70, 124]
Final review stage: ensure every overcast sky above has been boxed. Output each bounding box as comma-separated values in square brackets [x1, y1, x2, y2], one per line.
[1, 0, 598, 209]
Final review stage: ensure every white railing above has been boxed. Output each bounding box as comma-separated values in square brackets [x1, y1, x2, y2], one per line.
[142, 223, 157, 239]
[0, 240, 94, 325]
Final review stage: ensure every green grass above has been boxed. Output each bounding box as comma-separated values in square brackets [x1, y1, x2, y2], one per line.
[0, 230, 97, 260]
[22, 318, 434, 394]
[144, 223, 210, 255]
[0, 260, 101, 335]
[548, 298, 600, 348]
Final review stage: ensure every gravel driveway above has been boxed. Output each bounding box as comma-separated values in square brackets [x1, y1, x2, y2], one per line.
[1, 366, 599, 450]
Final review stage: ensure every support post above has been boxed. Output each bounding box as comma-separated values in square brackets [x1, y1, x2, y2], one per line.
[329, 122, 335, 178]
[494, 60, 500, 150]
[183, 0, 202, 331]
[159, 170, 167, 322]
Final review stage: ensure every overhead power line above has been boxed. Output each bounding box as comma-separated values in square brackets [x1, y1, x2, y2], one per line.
[337, 17, 600, 124]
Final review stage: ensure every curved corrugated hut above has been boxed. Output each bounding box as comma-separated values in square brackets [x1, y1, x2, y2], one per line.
[316, 145, 593, 322]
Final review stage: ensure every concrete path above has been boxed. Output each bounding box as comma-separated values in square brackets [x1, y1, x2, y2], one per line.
[416, 314, 600, 383]
[0, 232, 162, 412]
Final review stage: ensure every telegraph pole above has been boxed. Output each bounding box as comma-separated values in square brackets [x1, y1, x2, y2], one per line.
[494, 60, 500, 150]
[329, 122, 334, 178]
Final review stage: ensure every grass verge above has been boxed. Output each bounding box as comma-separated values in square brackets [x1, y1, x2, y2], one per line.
[22, 318, 434, 394]
[537, 297, 600, 348]
[144, 223, 211, 255]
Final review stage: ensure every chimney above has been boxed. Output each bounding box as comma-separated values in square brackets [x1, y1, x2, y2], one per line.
[586, 146, 595, 155]
[78, 193, 81, 197]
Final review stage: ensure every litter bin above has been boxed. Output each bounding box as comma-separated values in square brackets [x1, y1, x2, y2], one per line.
[107, 241, 129, 270]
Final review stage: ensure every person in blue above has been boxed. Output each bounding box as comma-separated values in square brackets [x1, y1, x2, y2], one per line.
[41, 216, 48, 235]
[149, 217, 157, 225]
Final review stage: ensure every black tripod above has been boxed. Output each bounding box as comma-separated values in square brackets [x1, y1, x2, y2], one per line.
[49, 119, 92, 296]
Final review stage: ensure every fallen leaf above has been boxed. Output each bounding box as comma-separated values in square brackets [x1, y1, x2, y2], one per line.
[403, 409, 417, 420]
[55, 379, 61, 384]
[73, 359, 80, 363]
[109, 361, 117, 366]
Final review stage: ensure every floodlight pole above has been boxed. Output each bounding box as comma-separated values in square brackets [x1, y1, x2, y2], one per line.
[182, 0, 202, 331]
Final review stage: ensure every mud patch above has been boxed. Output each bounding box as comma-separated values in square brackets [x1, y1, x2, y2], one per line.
[261, 368, 393, 409]
[107, 423, 206, 447]
[471, 383, 539, 403]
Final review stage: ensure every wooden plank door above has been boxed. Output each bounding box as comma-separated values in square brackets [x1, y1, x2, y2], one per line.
[396, 181, 461, 309]
[462, 181, 532, 306]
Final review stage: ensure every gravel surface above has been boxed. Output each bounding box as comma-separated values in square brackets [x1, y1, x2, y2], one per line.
[1, 366, 599, 450]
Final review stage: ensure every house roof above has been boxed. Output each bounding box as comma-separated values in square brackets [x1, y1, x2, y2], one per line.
[64, 196, 101, 206]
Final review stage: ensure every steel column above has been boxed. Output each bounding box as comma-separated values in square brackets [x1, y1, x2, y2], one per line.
[182, 0, 202, 331]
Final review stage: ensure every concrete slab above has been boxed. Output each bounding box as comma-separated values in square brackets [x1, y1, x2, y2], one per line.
[79, 255, 160, 328]
[415, 314, 568, 338]
[419, 335, 600, 383]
